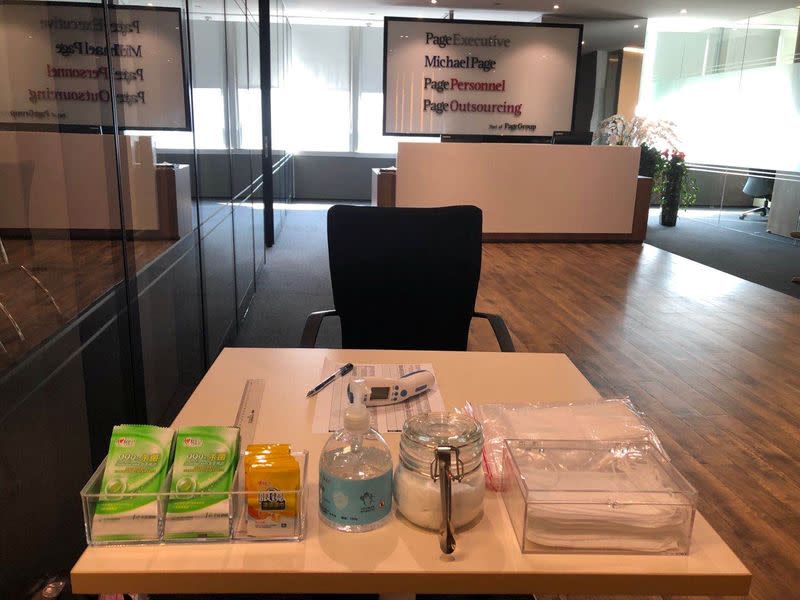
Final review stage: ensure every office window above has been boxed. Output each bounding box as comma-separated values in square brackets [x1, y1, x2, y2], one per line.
[128, 88, 226, 150]
[356, 26, 388, 153]
[357, 92, 389, 153]
[193, 88, 229, 149]
[239, 90, 263, 151]
[272, 24, 351, 152]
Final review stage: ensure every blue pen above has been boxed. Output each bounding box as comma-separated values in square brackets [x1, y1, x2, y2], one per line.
[306, 363, 354, 398]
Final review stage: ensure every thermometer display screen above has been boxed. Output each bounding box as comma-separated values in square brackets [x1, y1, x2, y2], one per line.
[370, 387, 390, 400]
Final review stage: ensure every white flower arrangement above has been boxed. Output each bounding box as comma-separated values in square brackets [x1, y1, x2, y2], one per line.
[593, 114, 680, 151]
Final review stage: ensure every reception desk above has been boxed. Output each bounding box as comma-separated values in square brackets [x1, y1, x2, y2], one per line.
[0, 131, 191, 239]
[396, 142, 651, 242]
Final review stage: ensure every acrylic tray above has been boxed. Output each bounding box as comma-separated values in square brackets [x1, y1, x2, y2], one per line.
[81, 450, 308, 546]
[501, 440, 697, 555]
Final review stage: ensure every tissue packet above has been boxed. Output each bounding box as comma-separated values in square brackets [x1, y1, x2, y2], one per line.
[244, 443, 300, 537]
[92, 424, 175, 542]
[164, 425, 240, 539]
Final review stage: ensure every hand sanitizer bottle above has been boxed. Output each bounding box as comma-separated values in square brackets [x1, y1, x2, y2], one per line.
[319, 379, 393, 532]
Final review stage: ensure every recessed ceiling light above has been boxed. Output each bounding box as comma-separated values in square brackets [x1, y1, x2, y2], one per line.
[634, 24, 639, 28]
[553, 4, 560, 9]
[431, 0, 437, 4]
[581, 40, 585, 45]
[680, 8, 687, 14]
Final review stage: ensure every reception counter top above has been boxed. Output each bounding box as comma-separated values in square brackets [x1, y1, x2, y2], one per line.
[396, 142, 650, 242]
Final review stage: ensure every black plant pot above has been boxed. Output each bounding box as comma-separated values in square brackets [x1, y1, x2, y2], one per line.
[660, 169, 683, 227]
[660, 204, 679, 226]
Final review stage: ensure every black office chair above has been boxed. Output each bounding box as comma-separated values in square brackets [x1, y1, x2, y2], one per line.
[300, 205, 514, 351]
[740, 175, 774, 220]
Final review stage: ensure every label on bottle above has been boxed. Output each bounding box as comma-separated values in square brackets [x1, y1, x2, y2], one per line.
[319, 469, 392, 526]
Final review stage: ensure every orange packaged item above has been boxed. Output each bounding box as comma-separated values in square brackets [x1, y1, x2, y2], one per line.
[244, 443, 300, 535]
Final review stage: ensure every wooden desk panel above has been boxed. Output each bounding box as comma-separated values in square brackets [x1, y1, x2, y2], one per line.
[397, 143, 645, 242]
[371, 168, 397, 208]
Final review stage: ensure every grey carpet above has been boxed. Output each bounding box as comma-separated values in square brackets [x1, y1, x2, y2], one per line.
[646, 211, 800, 299]
[234, 209, 341, 348]
[680, 207, 797, 244]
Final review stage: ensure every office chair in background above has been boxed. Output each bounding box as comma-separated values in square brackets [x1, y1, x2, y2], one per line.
[740, 174, 774, 220]
[301, 205, 515, 351]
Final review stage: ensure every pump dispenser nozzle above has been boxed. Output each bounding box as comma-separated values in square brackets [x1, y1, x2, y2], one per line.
[344, 379, 371, 433]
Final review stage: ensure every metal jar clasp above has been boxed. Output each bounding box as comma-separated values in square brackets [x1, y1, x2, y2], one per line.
[430, 445, 464, 555]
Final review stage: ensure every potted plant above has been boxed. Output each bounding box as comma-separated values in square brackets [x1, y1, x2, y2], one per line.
[639, 143, 662, 178]
[594, 115, 680, 151]
[656, 150, 697, 226]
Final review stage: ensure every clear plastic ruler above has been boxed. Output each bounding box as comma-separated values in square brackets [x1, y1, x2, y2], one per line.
[234, 378, 264, 449]
[233, 379, 264, 533]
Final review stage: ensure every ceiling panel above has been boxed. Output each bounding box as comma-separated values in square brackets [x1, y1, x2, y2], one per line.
[283, 0, 798, 21]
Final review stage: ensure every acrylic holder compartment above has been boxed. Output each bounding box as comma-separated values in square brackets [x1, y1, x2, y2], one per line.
[81, 450, 308, 545]
[501, 439, 697, 555]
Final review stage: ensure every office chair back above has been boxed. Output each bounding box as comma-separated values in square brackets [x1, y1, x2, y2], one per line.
[743, 174, 774, 199]
[327, 205, 482, 350]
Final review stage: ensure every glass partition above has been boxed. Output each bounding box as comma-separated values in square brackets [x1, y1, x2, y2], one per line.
[247, 2, 265, 265]
[1, 0, 134, 593]
[640, 7, 800, 260]
[270, 0, 292, 234]
[0, 0, 268, 594]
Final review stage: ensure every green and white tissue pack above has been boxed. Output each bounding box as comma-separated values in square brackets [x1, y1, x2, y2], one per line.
[164, 425, 240, 539]
[92, 424, 175, 542]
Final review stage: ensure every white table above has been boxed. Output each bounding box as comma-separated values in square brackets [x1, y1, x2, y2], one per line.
[71, 348, 751, 596]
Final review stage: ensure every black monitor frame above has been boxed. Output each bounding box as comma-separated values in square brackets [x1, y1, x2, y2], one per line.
[382, 16, 583, 142]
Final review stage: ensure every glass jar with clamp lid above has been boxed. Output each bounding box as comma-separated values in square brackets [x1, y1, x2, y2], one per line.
[394, 412, 485, 554]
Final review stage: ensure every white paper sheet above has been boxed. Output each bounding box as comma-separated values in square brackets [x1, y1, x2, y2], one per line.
[311, 358, 445, 434]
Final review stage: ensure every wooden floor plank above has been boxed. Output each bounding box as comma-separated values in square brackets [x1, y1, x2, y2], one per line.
[469, 242, 800, 600]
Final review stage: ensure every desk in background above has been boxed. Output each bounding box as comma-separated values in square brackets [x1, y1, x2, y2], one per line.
[0, 131, 191, 240]
[768, 175, 800, 238]
[371, 167, 397, 208]
[394, 143, 652, 243]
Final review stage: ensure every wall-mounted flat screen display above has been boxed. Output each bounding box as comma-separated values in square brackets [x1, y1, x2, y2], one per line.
[383, 17, 582, 138]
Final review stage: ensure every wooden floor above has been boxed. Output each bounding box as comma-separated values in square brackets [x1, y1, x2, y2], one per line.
[468, 242, 800, 600]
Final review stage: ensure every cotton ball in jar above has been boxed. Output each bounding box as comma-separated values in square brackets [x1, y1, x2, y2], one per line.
[394, 463, 485, 530]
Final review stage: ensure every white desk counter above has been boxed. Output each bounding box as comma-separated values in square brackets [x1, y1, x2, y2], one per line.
[396, 143, 652, 242]
[71, 348, 750, 596]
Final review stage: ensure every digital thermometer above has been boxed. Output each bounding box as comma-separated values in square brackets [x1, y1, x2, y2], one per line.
[347, 370, 436, 407]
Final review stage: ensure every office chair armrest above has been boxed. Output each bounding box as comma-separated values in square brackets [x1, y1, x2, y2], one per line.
[300, 309, 338, 348]
[473, 312, 515, 352]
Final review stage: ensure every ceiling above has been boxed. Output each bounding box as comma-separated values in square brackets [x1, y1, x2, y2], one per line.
[543, 15, 647, 54]
[282, 0, 799, 21]
[187, 0, 798, 53]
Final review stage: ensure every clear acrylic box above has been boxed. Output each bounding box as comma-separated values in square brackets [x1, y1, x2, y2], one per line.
[501, 440, 696, 555]
[81, 450, 308, 545]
